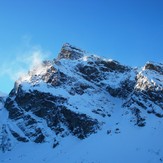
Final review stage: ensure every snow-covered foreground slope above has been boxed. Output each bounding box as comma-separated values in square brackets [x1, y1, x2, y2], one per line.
[0, 43, 163, 163]
[1, 105, 163, 163]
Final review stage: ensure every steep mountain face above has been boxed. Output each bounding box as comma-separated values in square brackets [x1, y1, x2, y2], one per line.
[0, 43, 163, 162]
[123, 62, 163, 126]
[0, 95, 12, 152]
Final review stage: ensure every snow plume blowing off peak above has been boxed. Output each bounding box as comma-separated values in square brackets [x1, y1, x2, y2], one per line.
[0, 47, 50, 83]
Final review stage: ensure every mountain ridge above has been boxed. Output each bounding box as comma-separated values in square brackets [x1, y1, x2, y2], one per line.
[0, 43, 163, 163]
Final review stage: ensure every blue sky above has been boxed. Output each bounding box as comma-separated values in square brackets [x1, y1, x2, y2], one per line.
[0, 0, 163, 93]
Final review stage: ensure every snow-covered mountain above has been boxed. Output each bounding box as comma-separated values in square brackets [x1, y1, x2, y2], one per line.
[0, 43, 163, 163]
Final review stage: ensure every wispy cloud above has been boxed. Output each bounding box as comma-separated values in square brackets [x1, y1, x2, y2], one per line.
[0, 37, 51, 81]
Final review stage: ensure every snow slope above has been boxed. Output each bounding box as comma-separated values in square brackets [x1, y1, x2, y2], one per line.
[1, 103, 163, 163]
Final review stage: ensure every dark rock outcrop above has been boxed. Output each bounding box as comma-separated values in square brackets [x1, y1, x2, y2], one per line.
[5, 85, 100, 143]
[144, 62, 163, 75]
[57, 43, 85, 60]
[106, 79, 136, 99]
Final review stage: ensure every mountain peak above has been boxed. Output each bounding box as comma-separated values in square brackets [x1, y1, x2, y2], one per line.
[144, 61, 163, 75]
[1, 44, 163, 162]
[57, 43, 86, 60]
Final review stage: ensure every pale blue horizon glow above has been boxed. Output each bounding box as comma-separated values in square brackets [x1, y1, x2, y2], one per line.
[0, 0, 163, 93]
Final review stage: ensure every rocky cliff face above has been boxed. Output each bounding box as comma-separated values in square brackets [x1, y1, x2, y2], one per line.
[123, 62, 163, 126]
[0, 43, 163, 153]
[0, 95, 12, 152]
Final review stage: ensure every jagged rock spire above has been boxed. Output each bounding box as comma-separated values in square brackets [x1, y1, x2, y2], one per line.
[57, 43, 85, 60]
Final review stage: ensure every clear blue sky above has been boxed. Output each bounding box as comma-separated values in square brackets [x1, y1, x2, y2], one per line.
[0, 0, 163, 93]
